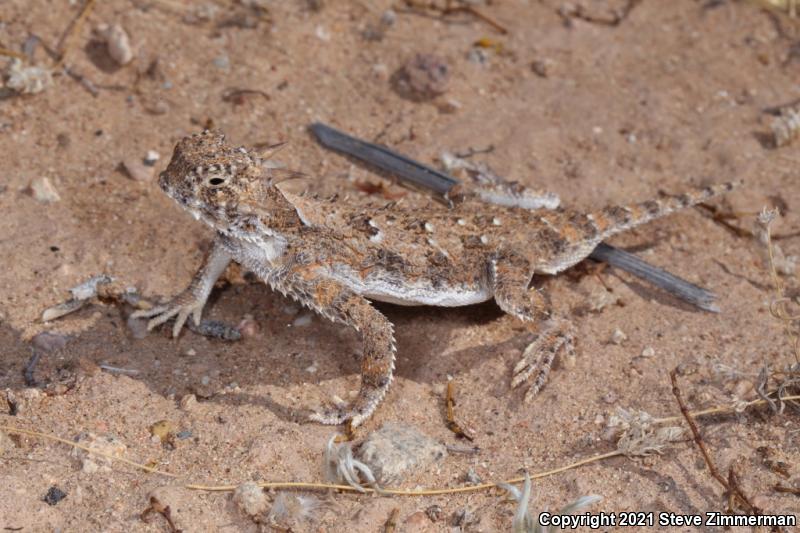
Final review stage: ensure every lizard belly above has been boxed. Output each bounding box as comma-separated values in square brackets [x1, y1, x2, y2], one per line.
[363, 286, 493, 306]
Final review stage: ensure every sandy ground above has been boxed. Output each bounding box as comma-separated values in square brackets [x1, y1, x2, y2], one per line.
[1, 0, 800, 531]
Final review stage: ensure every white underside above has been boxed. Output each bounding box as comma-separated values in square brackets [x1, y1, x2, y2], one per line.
[362, 284, 493, 306]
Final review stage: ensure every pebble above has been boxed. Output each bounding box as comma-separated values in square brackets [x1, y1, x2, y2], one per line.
[179, 394, 197, 411]
[95, 24, 134, 66]
[29, 177, 61, 203]
[357, 423, 446, 484]
[292, 313, 313, 327]
[43, 486, 67, 506]
[237, 315, 260, 337]
[144, 150, 160, 166]
[123, 158, 154, 182]
[381, 9, 396, 26]
[610, 328, 627, 345]
[71, 432, 127, 474]
[149, 420, 175, 444]
[233, 481, 268, 517]
[399, 53, 450, 98]
[213, 55, 230, 70]
[425, 504, 444, 522]
[640, 346, 655, 358]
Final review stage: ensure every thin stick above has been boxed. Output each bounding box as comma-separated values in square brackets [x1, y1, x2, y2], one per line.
[55, 0, 97, 69]
[185, 450, 624, 494]
[0, 47, 27, 60]
[669, 369, 757, 514]
[774, 484, 800, 496]
[1, 425, 177, 477]
[653, 394, 800, 425]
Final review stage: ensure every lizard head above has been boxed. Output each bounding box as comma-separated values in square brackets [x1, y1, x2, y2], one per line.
[159, 130, 270, 230]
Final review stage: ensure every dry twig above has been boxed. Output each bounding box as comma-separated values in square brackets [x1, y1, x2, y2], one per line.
[141, 496, 182, 533]
[670, 369, 760, 515]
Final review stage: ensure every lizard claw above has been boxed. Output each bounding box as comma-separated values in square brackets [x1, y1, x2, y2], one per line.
[512, 318, 575, 402]
[131, 291, 206, 338]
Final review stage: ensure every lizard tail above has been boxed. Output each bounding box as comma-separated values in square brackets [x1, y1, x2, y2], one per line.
[589, 180, 740, 240]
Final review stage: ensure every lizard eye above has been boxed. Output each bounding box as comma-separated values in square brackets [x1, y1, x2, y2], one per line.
[207, 176, 226, 186]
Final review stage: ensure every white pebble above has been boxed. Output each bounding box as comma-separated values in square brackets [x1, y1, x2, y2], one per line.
[96, 24, 134, 66]
[29, 177, 60, 203]
[144, 150, 160, 166]
[641, 346, 655, 358]
[610, 328, 627, 345]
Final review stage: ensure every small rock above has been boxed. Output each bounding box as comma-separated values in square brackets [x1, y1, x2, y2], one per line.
[71, 432, 127, 473]
[123, 158, 154, 182]
[179, 394, 197, 411]
[602, 391, 618, 404]
[398, 53, 450, 99]
[237, 315, 260, 337]
[29, 177, 61, 203]
[213, 55, 230, 70]
[381, 9, 396, 26]
[314, 25, 331, 42]
[640, 346, 655, 358]
[144, 150, 160, 166]
[150, 420, 175, 445]
[95, 24, 134, 65]
[292, 313, 313, 327]
[531, 58, 553, 78]
[425, 504, 443, 522]
[176, 429, 193, 440]
[357, 423, 447, 484]
[43, 486, 67, 506]
[233, 481, 268, 517]
[610, 328, 627, 345]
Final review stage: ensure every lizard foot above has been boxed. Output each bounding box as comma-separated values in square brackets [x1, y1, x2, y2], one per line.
[511, 318, 575, 403]
[130, 290, 207, 338]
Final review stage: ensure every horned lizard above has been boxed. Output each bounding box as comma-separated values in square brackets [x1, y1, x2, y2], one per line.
[132, 130, 738, 427]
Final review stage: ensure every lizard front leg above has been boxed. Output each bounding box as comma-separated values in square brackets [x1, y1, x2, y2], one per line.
[270, 266, 396, 428]
[490, 252, 575, 403]
[131, 235, 232, 337]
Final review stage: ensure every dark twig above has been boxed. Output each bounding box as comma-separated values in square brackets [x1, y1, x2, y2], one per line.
[773, 484, 800, 496]
[55, 0, 97, 68]
[445, 381, 474, 441]
[670, 369, 760, 514]
[383, 508, 400, 533]
[141, 496, 182, 533]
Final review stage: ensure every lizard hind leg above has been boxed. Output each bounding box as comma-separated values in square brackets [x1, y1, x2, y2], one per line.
[489, 253, 574, 402]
